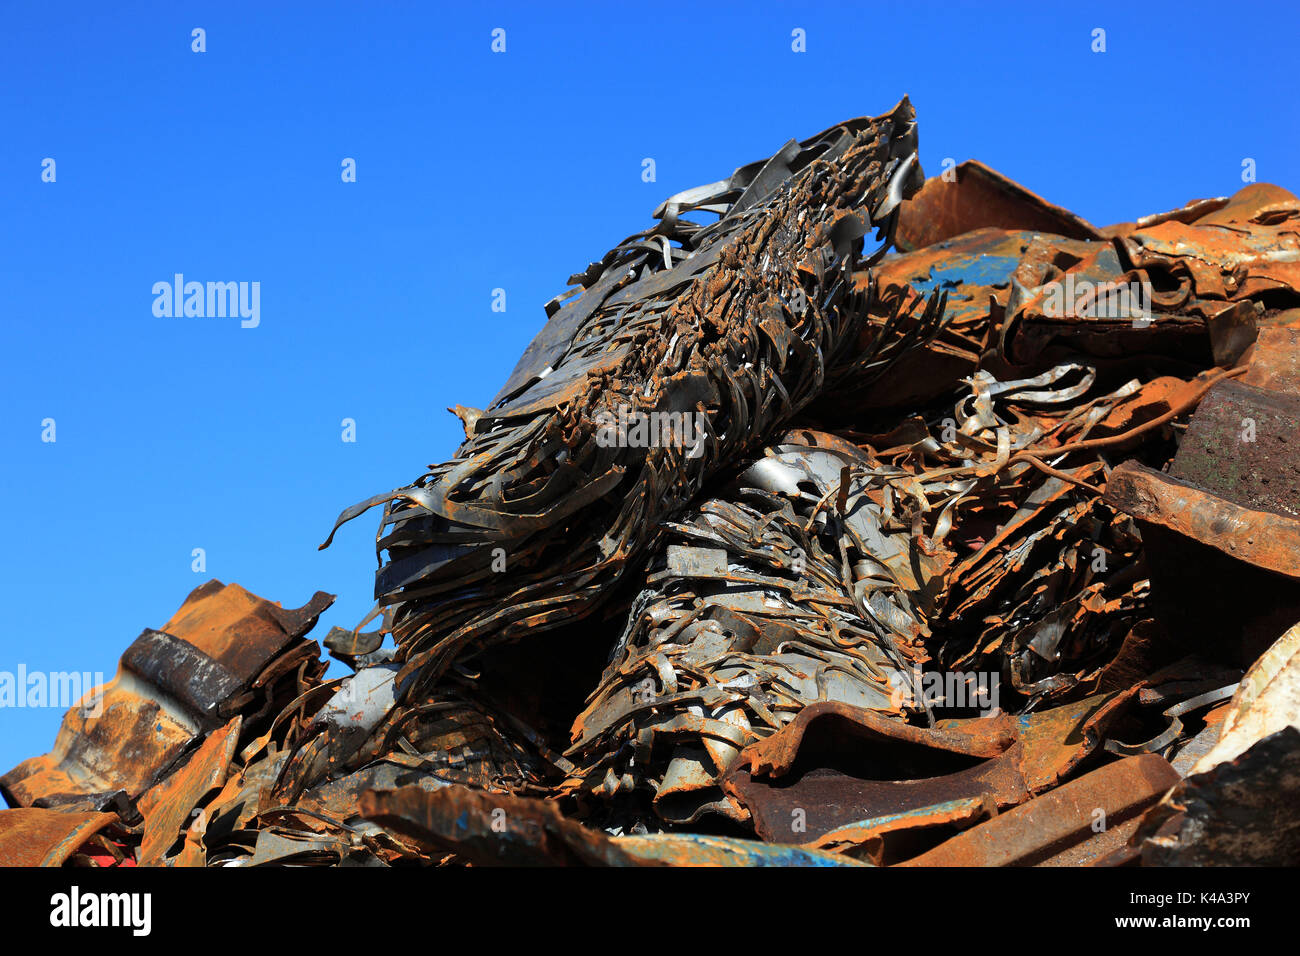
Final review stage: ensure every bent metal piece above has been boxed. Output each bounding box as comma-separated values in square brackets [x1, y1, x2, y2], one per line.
[0, 808, 121, 867]
[898, 754, 1180, 867]
[320, 99, 945, 705]
[1, 581, 332, 814]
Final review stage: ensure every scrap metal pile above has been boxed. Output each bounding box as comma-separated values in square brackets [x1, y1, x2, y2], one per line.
[5, 98, 1300, 867]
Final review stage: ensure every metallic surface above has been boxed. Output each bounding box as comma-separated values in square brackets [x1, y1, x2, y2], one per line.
[3, 103, 1299, 867]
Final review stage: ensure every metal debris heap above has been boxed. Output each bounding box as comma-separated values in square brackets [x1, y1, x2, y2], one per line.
[5, 98, 1300, 867]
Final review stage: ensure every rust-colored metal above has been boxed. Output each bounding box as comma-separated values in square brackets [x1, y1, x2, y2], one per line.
[1105, 462, 1300, 579]
[359, 784, 660, 867]
[0, 808, 119, 867]
[1241, 326, 1300, 391]
[895, 160, 1102, 253]
[1168, 379, 1300, 519]
[135, 717, 241, 867]
[718, 693, 1126, 855]
[3, 102, 1299, 868]
[1135, 725, 1300, 866]
[897, 754, 1180, 867]
[736, 701, 1013, 778]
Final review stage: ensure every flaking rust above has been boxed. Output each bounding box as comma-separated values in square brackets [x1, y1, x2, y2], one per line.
[4, 99, 1300, 866]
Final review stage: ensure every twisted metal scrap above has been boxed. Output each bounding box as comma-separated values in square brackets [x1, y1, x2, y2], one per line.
[564, 428, 938, 823]
[883, 363, 1150, 700]
[321, 98, 945, 704]
[11, 131, 1300, 868]
[563, 364, 1150, 825]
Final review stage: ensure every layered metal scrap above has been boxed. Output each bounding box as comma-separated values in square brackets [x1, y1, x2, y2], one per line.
[318, 98, 942, 699]
[5, 99, 1300, 866]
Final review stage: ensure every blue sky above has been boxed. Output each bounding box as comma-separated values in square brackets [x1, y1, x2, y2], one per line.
[1, 1, 1296, 773]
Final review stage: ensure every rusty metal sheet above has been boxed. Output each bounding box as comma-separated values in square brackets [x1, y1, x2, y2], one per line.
[1099, 196, 1232, 239]
[160, 580, 333, 680]
[0, 678, 198, 815]
[895, 160, 1102, 253]
[1124, 215, 1300, 299]
[839, 229, 1026, 412]
[736, 701, 1014, 778]
[1105, 461, 1300, 579]
[358, 784, 862, 867]
[359, 784, 663, 866]
[0, 808, 119, 867]
[2, 583, 332, 819]
[801, 795, 996, 863]
[898, 754, 1180, 867]
[135, 717, 242, 867]
[1241, 326, 1300, 391]
[1167, 379, 1300, 519]
[718, 693, 1125, 855]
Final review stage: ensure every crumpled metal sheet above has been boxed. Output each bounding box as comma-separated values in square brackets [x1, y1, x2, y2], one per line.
[714, 692, 1128, 862]
[1106, 461, 1300, 580]
[0, 808, 121, 867]
[850, 228, 1026, 413]
[885, 167, 1300, 380]
[357, 784, 864, 867]
[4, 100, 1300, 868]
[135, 717, 242, 867]
[1, 581, 333, 815]
[318, 99, 945, 712]
[562, 429, 938, 824]
[898, 754, 1181, 867]
[895, 159, 1102, 253]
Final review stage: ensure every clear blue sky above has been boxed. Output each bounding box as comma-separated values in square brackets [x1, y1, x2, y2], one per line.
[2, 1, 1296, 773]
